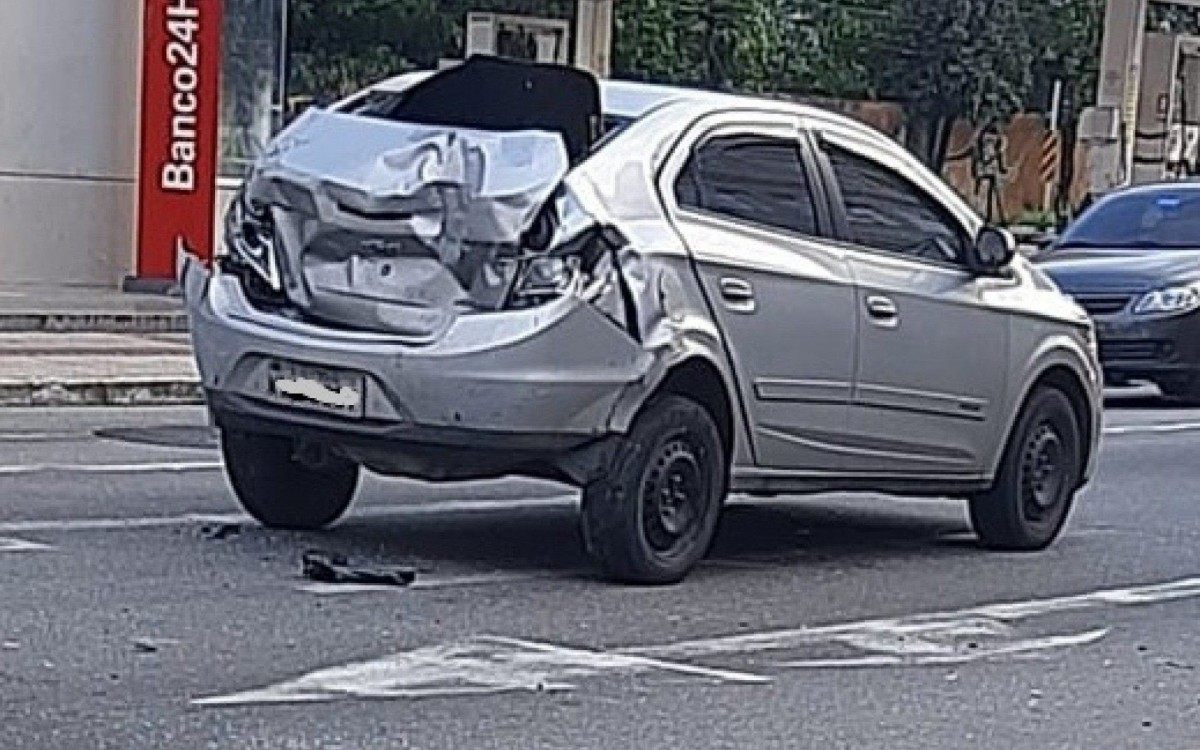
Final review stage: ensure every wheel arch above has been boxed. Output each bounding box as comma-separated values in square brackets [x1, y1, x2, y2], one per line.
[652, 357, 737, 461]
[997, 356, 1098, 490]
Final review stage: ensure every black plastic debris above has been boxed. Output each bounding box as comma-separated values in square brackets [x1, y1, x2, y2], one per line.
[199, 523, 242, 541]
[301, 550, 416, 587]
[132, 637, 178, 654]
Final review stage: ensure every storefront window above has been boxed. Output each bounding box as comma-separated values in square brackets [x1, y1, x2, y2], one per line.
[220, 0, 288, 179]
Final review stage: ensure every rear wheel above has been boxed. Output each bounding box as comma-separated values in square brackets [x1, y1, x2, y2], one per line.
[221, 431, 359, 530]
[580, 395, 727, 585]
[969, 387, 1081, 550]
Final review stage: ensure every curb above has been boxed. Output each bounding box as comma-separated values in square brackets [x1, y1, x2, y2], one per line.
[0, 312, 189, 334]
[0, 379, 204, 408]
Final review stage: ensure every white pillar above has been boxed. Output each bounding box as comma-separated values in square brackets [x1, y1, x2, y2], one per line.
[574, 0, 614, 77]
[1095, 0, 1149, 183]
[0, 0, 142, 285]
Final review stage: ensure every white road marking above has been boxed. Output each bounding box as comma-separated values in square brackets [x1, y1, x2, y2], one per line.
[0, 536, 52, 553]
[0, 513, 246, 534]
[778, 628, 1110, 669]
[293, 582, 404, 596]
[0, 431, 85, 442]
[196, 576, 1200, 707]
[0, 496, 576, 536]
[629, 576, 1200, 662]
[192, 635, 767, 706]
[0, 461, 223, 477]
[1103, 422, 1200, 436]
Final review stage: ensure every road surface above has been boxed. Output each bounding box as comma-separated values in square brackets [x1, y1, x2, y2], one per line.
[2, 394, 1200, 749]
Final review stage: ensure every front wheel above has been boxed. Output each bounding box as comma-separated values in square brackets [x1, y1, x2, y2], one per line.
[969, 387, 1081, 550]
[580, 395, 727, 585]
[221, 431, 359, 530]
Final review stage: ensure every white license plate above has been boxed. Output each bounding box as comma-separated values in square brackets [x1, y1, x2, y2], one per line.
[266, 361, 366, 418]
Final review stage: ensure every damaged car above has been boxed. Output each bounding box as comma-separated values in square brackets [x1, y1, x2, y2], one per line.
[183, 57, 1102, 584]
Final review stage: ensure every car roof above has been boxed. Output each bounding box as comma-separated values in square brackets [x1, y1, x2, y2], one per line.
[370, 70, 845, 125]
[1100, 181, 1200, 200]
[366, 68, 979, 235]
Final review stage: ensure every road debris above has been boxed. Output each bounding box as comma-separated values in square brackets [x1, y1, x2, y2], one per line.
[199, 523, 242, 541]
[132, 637, 179, 654]
[1157, 658, 1194, 671]
[301, 550, 416, 588]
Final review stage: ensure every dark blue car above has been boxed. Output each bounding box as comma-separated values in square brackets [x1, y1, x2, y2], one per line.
[1040, 183, 1200, 401]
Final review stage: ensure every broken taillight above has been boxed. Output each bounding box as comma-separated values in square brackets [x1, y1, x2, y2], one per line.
[219, 191, 286, 308]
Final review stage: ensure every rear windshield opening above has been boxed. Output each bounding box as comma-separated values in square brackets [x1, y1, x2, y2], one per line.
[336, 57, 604, 164]
[344, 91, 634, 156]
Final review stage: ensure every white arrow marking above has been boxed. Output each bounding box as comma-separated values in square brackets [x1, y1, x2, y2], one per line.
[195, 576, 1200, 707]
[629, 576, 1200, 661]
[192, 635, 767, 706]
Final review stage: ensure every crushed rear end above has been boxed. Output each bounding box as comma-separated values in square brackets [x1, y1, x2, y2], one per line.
[183, 58, 667, 483]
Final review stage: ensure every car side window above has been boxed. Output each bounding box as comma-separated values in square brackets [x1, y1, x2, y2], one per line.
[675, 134, 820, 237]
[823, 144, 970, 265]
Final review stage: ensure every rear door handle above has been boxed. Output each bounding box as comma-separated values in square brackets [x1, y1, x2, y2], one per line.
[865, 295, 899, 325]
[720, 277, 755, 301]
[719, 277, 757, 312]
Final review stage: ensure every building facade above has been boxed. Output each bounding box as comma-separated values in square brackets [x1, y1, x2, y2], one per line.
[0, 0, 285, 287]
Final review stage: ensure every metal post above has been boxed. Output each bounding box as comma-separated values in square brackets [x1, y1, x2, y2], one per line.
[279, 0, 290, 128]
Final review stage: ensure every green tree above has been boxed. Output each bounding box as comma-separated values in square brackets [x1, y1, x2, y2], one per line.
[886, 0, 1032, 169]
[289, 0, 446, 98]
[789, 0, 893, 98]
[288, 0, 576, 99]
[613, 0, 796, 92]
[1022, 0, 1104, 114]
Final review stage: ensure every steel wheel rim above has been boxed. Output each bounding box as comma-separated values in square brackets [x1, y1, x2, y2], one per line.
[641, 434, 707, 556]
[1020, 422, 1067, 523]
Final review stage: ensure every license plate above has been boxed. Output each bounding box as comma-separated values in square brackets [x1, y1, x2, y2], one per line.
[265, 360, 366, 418]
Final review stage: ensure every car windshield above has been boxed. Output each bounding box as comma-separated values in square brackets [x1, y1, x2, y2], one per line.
[1058, 191, 1200, 250]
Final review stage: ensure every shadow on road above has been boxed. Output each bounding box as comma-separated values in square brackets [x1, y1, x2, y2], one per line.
[222, 496, 977, 580]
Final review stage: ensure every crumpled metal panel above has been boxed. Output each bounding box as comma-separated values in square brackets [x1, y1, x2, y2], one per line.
[246, 110, 571, 338]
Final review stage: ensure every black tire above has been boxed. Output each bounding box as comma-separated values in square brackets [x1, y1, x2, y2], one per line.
[221, 430, 359, 530]
[580, 395, 727, 585]
[969, 387, 1081, 551]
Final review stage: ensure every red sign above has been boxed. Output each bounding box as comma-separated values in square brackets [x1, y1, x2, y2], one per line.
[136, 0, 223, 279]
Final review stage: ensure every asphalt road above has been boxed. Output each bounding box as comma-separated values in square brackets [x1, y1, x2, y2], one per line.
[3, 394, 1200, 749]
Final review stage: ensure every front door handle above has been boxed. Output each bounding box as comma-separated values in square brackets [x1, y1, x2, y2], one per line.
[865, 295, 899, 326]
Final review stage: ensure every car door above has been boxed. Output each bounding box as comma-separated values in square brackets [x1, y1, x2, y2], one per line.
[662, 115, 859, 471]
[812, 131, 1010, 476]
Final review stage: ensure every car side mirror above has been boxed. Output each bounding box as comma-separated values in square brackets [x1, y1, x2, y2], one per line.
[968, 226, 1017, 275]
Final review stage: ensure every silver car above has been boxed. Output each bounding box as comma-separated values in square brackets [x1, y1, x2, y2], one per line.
[182, 58, 1102, 584]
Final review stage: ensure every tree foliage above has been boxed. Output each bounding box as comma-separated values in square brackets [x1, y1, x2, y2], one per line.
[613, 0, 794, 92]
[288, 0, 574, 98]
[889, 0, 1031, 125]
[288, 0, 1107, 152]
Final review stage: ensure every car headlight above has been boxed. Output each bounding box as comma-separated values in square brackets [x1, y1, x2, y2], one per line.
[1132, 284, 1200, 316]
[222, 192, 281, 292]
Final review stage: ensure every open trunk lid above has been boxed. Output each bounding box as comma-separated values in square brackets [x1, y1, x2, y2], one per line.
[241, 57, 602, 341]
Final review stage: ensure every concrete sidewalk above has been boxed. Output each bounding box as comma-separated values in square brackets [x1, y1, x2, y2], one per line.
[0, 284, 201, 407]
[0, 283, 187, 333]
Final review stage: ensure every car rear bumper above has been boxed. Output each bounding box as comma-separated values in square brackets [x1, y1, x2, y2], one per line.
[182, 257, 652, 479]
